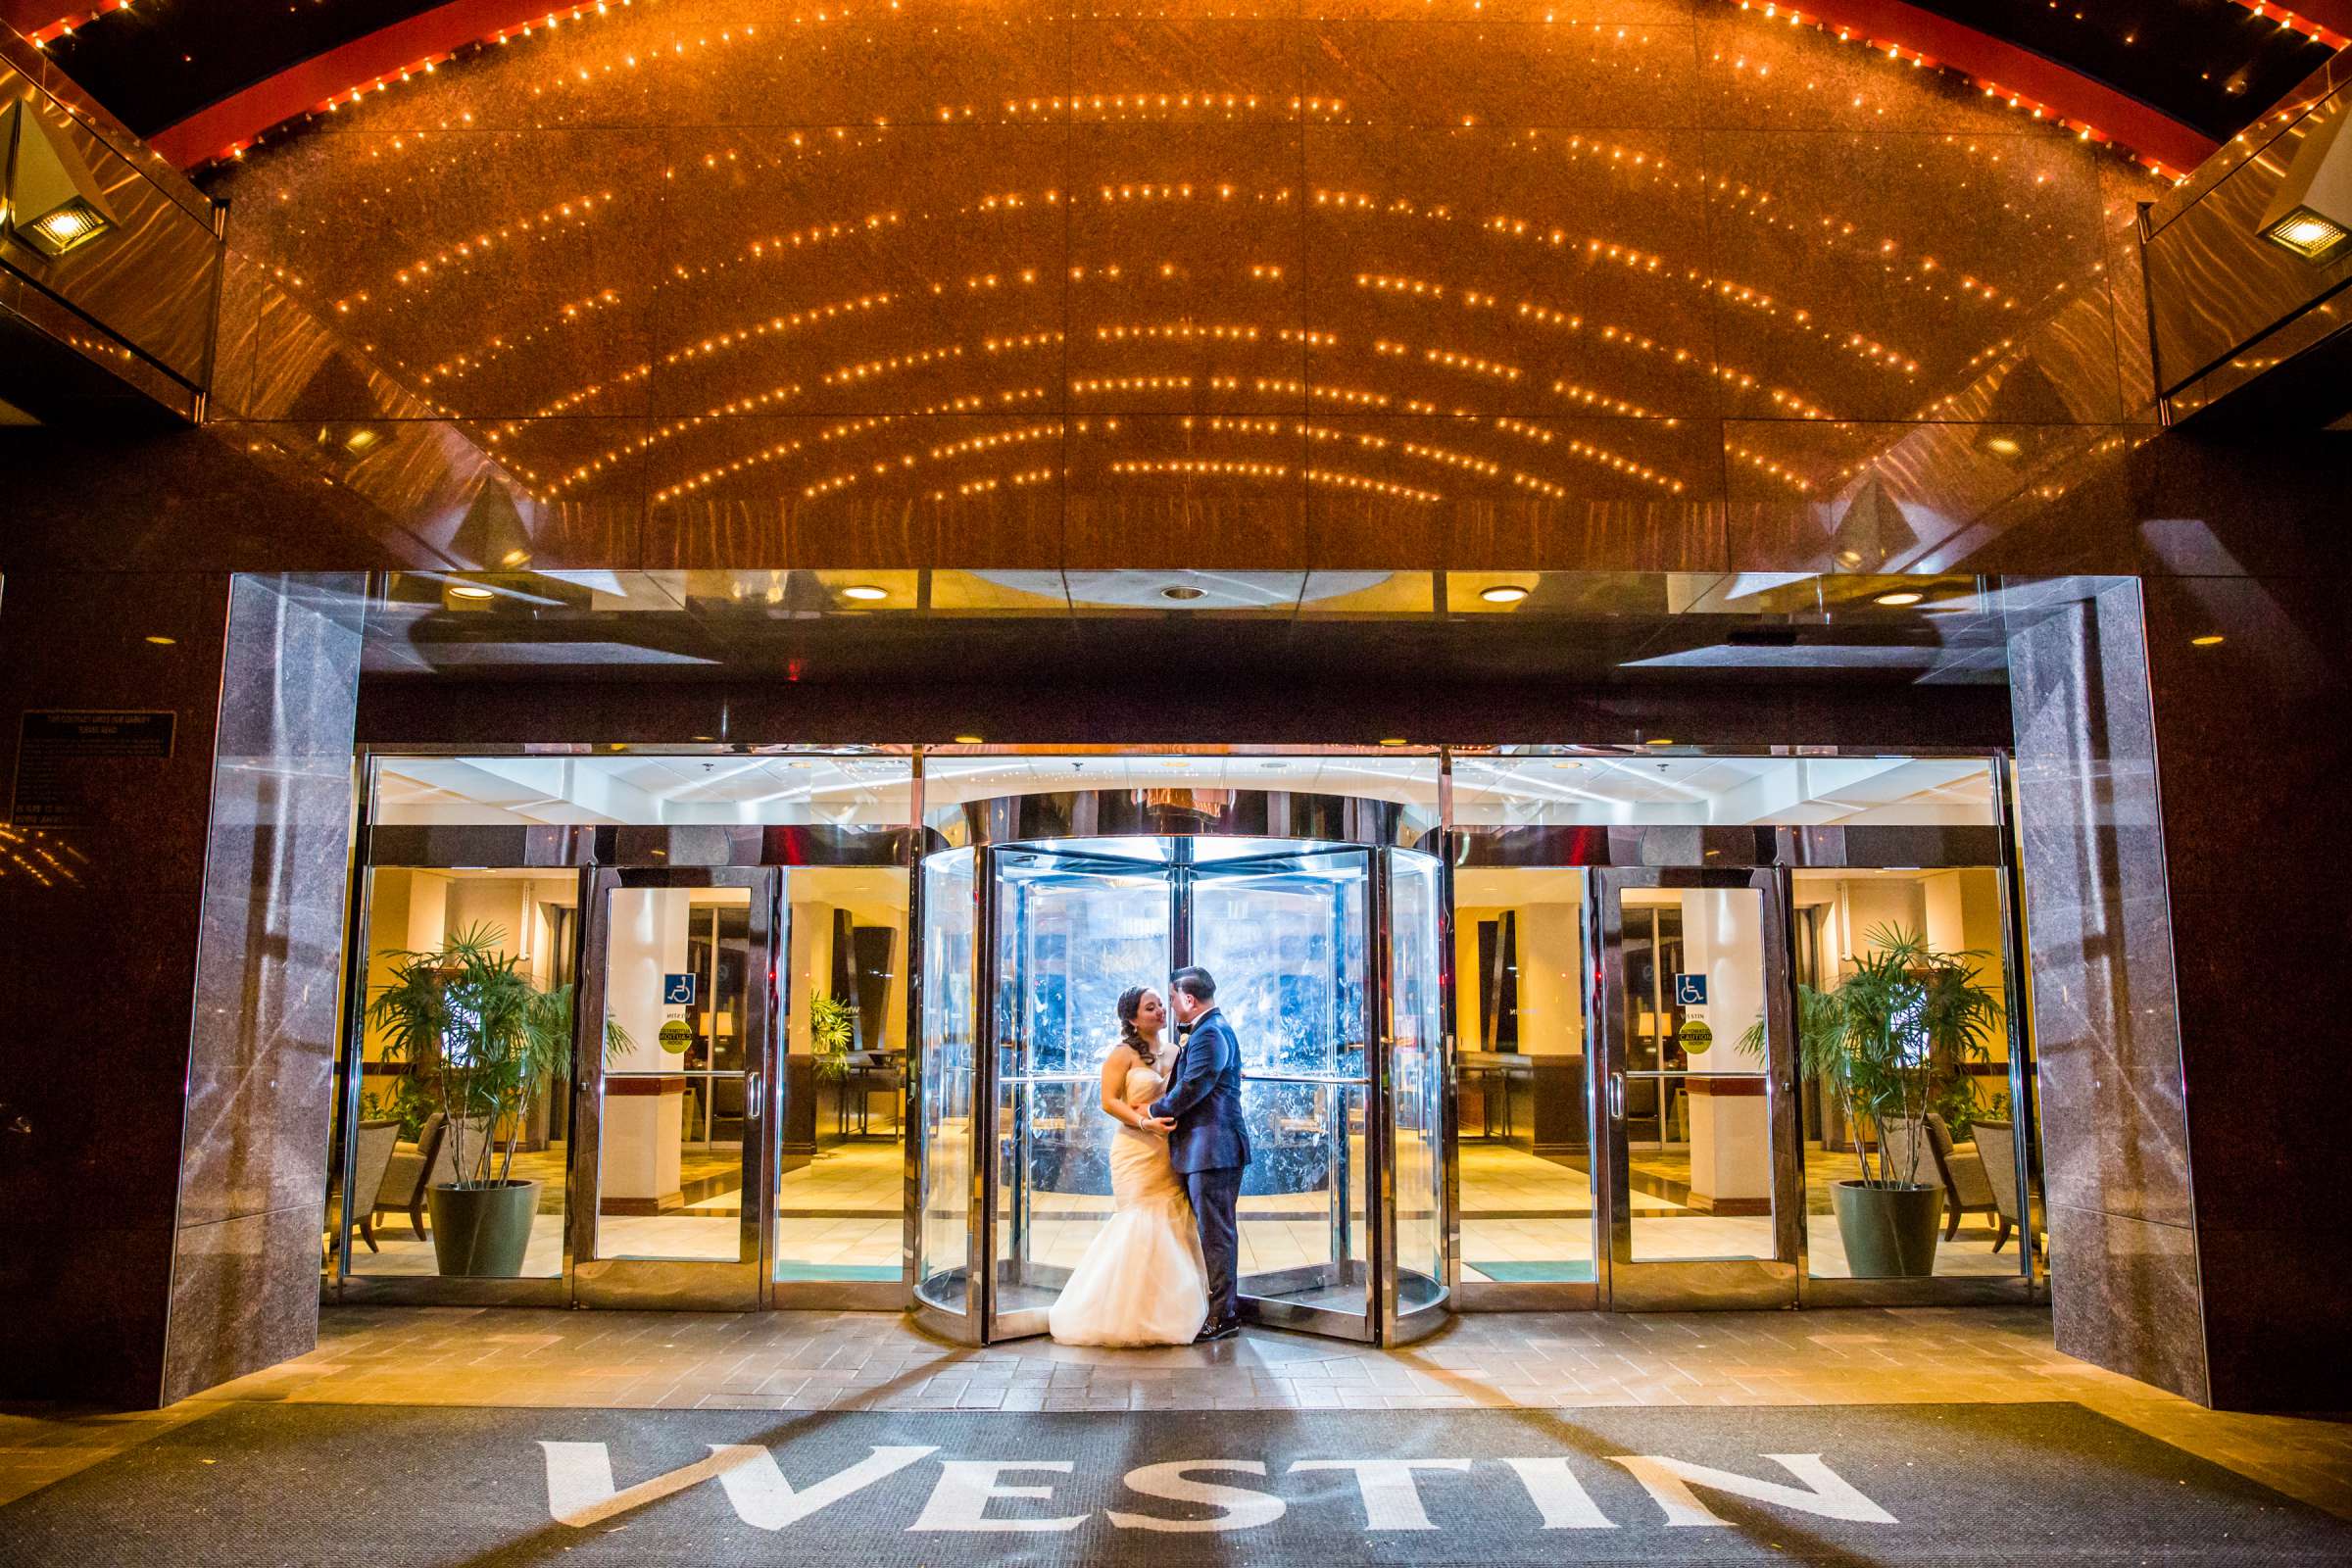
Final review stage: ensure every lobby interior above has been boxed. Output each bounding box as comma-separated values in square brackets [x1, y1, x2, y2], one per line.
[1, 0, 2349, 1479]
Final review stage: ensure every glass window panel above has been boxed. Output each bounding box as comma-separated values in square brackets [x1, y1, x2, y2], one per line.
[915, 849, 976, 1312]
[1387, 851, 1447, 1307]
[1624, 885, 1776, 1264]
[341, 867, 574, 1280]
[595, 886, 751, 1263]
[1792, 867, 2029, 1281]
[1454, 866, 1595, 1285]
[774, 864, 911, 1284]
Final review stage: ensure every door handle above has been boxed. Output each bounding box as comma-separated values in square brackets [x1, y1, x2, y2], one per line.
[1607, 1072, 1625, 1122]
[745, 1072, 762, 1120]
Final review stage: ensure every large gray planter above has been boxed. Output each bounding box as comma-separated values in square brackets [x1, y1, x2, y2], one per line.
[1832, 1179, 1944, 1277]
[426, 1179, 540, 1276]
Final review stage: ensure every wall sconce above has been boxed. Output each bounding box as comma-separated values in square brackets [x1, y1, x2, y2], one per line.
[1, 99, 119, 261]
[2258, 101, 2351, 266]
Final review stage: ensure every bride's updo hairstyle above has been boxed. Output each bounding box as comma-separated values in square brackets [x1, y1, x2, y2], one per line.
[1115, 986, 1152, 1056]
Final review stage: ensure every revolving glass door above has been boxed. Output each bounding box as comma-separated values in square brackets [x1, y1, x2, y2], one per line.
[910, 836, 1450, 1345]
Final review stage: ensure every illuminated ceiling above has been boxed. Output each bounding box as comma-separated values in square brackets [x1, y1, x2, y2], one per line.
[18, 2, 2342, 566]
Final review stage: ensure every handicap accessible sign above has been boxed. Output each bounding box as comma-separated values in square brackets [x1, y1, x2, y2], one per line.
[1674, 973, 1707, 1006]
[663, 973, 698, 1005]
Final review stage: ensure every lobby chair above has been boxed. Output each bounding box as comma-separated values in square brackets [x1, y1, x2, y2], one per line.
[375, 1111, 491, 1240]
[1973, 1119, 2042, 1256]
[1883, 1112, 1997, 1239]
[325, 1118, 400, 1255]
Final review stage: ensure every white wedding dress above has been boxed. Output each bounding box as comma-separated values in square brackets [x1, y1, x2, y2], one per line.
[1048, 1052, 1210, 1347]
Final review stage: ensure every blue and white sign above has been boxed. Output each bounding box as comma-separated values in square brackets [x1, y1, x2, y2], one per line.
[1674, 972, 1708, 1007]
[662, 972, 698, 1005]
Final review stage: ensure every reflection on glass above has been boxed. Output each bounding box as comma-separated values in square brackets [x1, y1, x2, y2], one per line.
[916, 850, 975, 1313]
[595, 886, 752, 1263]
[993, 858, 1171, 1313]
[1792, 866, 2029, 1281]
[773, 864, 910, 1284]
[1387, 851, 1446, 1310]
[1621, 887, 1775, 1264]
[341, 867, 574, 1280]
[1453, 867, 1594, 1284]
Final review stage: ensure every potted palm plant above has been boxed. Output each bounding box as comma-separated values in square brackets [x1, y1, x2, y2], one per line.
[368, 922, 623, 1276]
[1740, 924, 2002, 1277]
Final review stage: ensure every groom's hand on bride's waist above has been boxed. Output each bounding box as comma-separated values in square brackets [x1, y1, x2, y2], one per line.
[1144, 1115, 1179, 1133]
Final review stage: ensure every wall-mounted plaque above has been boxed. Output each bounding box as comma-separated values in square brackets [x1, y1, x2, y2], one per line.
[9, 710, 177, 830]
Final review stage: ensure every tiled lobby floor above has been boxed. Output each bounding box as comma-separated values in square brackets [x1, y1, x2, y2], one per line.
[5, 1304, 2348, 1525]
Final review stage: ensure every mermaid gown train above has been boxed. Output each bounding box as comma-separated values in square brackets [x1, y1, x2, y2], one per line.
[1047, 1055, 1211, 1348]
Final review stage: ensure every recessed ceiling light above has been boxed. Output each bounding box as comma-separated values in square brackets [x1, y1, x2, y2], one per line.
[1873, 590, 1925, 607]
[2191, 634, 2226, 647]
[1645, 738, 1675, 747]
[953, 734, 985, 745]
[1983, 435, 2023, 457]
[789, 760, 816, 769]
[448, 583, 495, 600]
[841, 584, 890, 601]
[144, 635, 176, 646]
[1161, 585, 1206, 601]
[1479, 584, 1531, 604]
[692, 735, 715, 742]
[500, 548, 530, 567]
[1551, 760, 1581, 768]
[1378, 738, 1409, 747]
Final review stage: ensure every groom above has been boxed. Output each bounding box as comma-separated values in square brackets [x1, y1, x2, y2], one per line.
[1152, 965, 1250, 1342]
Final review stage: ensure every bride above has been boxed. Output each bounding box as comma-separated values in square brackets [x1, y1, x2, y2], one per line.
[1048, 986, 1210, 1347]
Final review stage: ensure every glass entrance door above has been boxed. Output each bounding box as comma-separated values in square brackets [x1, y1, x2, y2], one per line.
[909, 836, 1450, 1346]
[571, 868, 774, 1307]
[1593, 867, 1800, 1310]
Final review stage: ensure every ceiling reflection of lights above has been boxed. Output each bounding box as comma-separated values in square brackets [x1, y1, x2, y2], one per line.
[1479, 585, 1532, 604]
[1873, 590, 1926, 607]
[841, 584, 890, 601]
[2192, 634, 2227, 646]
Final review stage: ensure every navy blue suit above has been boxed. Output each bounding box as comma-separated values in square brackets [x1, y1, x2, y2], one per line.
[1152, 1006, 1250, 1330]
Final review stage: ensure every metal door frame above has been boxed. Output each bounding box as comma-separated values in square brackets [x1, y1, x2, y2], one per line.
[570, 865, 778, 1309]
[1592, 865, 1802, 1311]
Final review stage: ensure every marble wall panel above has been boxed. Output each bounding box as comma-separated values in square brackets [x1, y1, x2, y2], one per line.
[649, 126, 1072, 420]
[2046, 1201, 2209, 1406]
[2006, 577, 2205, 1403]
[1302, 17, 1699, 128]
[0, 572, 230, 1403]
[163, 574, 364, 1405]
[643, 414, 1065, 568]
[1068, 124, 1306, 416]
[1064, 414, 1309, 566]
[211, 129, 668, 423]
[1073, 17, 1303, 122]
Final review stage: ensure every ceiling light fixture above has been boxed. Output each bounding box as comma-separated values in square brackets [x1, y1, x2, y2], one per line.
[1982, 435, 2023, 458]
[2258, 103, 2352, 265]
[447, 583, 495, 600]
[0, 100, 118, 260]
[841, 584, 890, 601]
[1479, 584, 1532, 604]
[1160, 585, 1206, 601]
[2191, 634, 2226, 647]
[1378, 738, 1409, 747]
[1645, 738, 1675, 747]
[143, 635, 175, 646]
[1873, 590, 1926, 607]
[953, 734, 985, 745]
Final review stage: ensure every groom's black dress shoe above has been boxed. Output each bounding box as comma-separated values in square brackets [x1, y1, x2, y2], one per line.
[1195, 1320, 1242, 1343]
